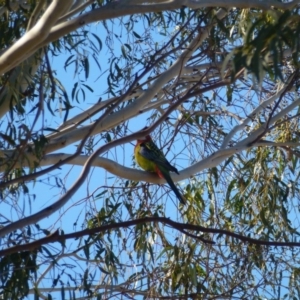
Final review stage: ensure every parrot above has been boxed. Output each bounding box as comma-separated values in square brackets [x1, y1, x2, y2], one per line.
[134, 133, 186, 205]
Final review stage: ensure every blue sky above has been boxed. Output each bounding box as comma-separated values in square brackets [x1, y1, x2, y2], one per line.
[1, 8, 297, 299]
[8, 18, 187, 298]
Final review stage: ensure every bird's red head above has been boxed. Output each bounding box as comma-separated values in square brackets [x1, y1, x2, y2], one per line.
[137, 135, 152, 143]
[136, 126, 152, 143]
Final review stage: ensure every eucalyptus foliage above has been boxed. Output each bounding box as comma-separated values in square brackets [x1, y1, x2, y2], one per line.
[1, 0, 300, 299]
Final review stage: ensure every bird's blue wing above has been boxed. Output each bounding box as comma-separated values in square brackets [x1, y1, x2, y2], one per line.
[139, 142, 179, 174]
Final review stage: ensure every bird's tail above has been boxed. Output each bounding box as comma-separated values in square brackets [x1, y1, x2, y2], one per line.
[158, 167, 186, 205]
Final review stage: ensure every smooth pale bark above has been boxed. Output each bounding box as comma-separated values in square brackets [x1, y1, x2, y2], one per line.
[1, 0, 297, 75]
[0, 0, 297, 240]
[0, 0, 72, 74]
[0, 0, 297, 117]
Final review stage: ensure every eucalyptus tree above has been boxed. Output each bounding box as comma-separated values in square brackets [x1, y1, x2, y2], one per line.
[1, 0, 300, 299]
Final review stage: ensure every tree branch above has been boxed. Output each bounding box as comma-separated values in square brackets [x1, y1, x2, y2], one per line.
[0, 0, 72, 74]
[1, 216, 300, 257]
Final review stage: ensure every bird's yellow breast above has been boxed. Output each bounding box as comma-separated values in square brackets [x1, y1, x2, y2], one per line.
[134, 143, 156, 172]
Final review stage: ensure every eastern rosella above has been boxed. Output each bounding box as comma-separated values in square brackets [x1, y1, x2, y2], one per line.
[134, 134, 186, 204]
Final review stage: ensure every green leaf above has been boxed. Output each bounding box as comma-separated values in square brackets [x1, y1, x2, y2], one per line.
[133, 31, 141, 39]
[83, 57, 89, 79]
[91, 32, 103, 51]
